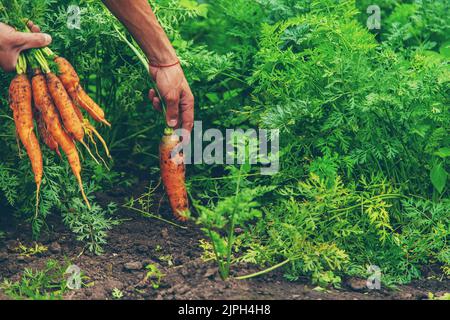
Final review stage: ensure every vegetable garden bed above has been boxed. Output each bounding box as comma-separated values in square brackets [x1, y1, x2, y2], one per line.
[0, 182, 448, 300]
[0, 0, 449, 301]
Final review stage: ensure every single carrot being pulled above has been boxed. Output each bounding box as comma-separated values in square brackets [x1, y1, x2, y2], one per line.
[160, 128, 190, 221]
[9, 55, 43, 217]
[31, 68, 91, 209]
[111, 31, 191, 221]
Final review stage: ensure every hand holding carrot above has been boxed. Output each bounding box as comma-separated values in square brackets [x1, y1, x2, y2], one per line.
[148, 63, 195, 143]
[0, 21, 51, 72]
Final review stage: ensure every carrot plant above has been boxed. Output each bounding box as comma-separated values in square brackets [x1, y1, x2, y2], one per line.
[0, 259, 87, 300]
[194, 164, 272, 280]
[188, 0, 448, 286]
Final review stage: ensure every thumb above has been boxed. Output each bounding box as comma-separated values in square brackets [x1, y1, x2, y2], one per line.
[15, 32, 52, 51]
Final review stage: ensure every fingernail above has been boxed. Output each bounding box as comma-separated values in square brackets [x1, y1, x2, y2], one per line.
[168, 119, 177, 127]
[43, 34, 52, 44]
[182, 135, 191, 145]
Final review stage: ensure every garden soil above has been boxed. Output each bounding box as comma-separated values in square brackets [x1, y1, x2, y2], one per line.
[0, 181, 448, 300]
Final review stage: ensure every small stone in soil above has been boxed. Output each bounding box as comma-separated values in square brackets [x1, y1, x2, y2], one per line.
[174, 285, 190, 295]
[124, 261, 143, 271]
[49, 242, 62, 254]
[16, 255, 26, 263]
[0, 252, 7, 262]
[346, 277, 367, 291]
[104, 279, 125, 291]
[6, 240, 18, 253]
[399, 292, 413, 299]
[180, 269, 189, 277]
[161, 228, 169, 239]
[204, 267, 217, 279]
[136, 245, 149, 253]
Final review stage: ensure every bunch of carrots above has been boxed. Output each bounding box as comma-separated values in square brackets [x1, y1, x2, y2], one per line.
[9, 29, 111, 216]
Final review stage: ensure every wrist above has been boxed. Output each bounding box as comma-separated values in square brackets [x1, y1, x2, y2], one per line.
[147, 46, 178, 66]
[149, 59, 180, 68]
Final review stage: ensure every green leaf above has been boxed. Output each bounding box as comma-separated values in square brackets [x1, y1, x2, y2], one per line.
[439, 41, 450, 59]
[206, 92, 220, 103]
[434, 147, 450, 159]
[430, 163, 448, 194]
[179, 0, 209, 17]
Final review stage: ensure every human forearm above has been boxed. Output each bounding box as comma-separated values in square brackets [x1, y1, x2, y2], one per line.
[103, 0, 194, 135]
[102, 0, 178, 65]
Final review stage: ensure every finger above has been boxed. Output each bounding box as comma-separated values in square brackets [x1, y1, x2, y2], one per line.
[180, 88, 194, 144]
[26, 20, 41, 33]
[15, 32, 52, 51]
[149, 89, 162, 112]
[153, 97, 162, 112]
[31, 25, 41, 33]
[149, 89, 155, 102]
[164, 91, 180, 128]
[1, 51, 20, 73]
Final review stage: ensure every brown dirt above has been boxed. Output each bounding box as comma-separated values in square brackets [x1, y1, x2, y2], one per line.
[0, 182, 448, 300]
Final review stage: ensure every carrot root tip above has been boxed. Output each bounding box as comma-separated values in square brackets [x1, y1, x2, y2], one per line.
[76, 174, 91, 210]
[80, 139, 101, 166]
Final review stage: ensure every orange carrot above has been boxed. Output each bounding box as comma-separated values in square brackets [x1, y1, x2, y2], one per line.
[54, 56, 111, 127]
[35, 109, 60, 157]
[46, 72, 85, 142]
[9, 73, 43, 215]
[160, 128, 189, 221]
[32, 69, 91, 209]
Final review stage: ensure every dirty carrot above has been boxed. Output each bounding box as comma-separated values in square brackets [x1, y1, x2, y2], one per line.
[160, 128, 190, 221]
[45, 50, 110, 127]
[35, 109, 60, 157]
[33, 49, 85, 142]
[72, 82, 111, 127]
[46, 72, 85, 141]
[31, 68, 91, 209]
[114, 31, 190, 221]
[9, 55, 43, 217]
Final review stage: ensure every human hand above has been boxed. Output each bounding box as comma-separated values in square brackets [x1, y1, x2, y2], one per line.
[0, 21, 52, 72]
[148, 63, 194, 143]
